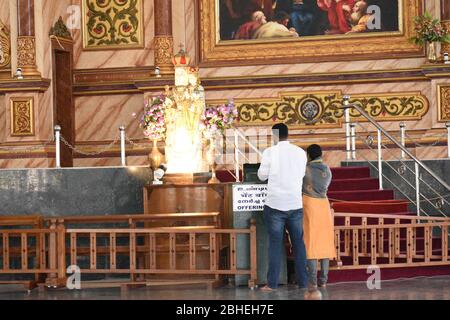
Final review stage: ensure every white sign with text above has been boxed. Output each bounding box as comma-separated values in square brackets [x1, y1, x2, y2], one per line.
[233, 184, 267, 212]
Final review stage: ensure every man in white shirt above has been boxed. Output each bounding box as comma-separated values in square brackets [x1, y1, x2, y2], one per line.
[257, 123, 308, 291]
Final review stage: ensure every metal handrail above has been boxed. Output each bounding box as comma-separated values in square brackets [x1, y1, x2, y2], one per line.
[344, 103, 450, 192]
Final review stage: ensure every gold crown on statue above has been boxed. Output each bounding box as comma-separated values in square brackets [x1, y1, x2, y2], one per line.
[172, 47, 190, 67]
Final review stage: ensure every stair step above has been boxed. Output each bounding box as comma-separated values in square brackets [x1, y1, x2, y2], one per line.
[332, 200, 410, 214]
[330, 167, 371, 179]
[329, 178, 380, 192]
[329, 189, 395, 202]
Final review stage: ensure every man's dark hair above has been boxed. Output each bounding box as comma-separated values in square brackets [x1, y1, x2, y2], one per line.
[272, 123, 289, 140]
[274, 11, 290, 23]
[307, 144, 322, 161]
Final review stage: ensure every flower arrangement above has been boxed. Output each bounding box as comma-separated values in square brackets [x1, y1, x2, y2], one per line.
[410, 12, 450, 45]
[140, 95, 166, 141]
[200, 100, 238, 139]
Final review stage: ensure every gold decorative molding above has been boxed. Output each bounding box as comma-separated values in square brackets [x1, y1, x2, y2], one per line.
[0, 20, 11, 69]
[207, 91, 429, 129]
[198, 0, 423, 67]
[81, 0, 144, 50]
[154, 35, 174, 74]
[437, 84, 450, 122]
[442, 21, 450, 54]
[10, 97, 35, 136]
[17, 36, 40, 77]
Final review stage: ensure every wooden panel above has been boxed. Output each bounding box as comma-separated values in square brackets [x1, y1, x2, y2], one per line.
[389, 228, 395, 264]
[334, 230, 341, 262]
[39, 232, 46, 269]
[424, 227, 431, 263]
[149, 234, 156, 269]
[407, 227, 413, 264]
[394, 219, 400, 256]
[2, 234, 9, 270]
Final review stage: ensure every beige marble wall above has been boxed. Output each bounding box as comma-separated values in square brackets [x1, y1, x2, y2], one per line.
[0, 0, 10, 28]
[71, 0, 155, 69]
[75, 94, 146, 142]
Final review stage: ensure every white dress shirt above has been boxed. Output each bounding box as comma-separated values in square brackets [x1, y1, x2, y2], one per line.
[257, 141, 307, 211]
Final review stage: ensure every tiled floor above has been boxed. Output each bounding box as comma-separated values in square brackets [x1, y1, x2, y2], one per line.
[0, 276, 449, 300]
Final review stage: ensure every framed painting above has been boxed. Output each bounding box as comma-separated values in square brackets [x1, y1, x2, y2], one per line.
[198, 0, 424, 66]
[82, 0, 144, 50]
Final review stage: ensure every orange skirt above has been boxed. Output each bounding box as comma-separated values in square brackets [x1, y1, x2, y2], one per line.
[303, 195, 336, 260]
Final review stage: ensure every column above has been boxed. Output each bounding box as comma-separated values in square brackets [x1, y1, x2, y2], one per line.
[442, 0, 450, 54]
[154, 0, 174, 75]
[17, 0, 40, 77]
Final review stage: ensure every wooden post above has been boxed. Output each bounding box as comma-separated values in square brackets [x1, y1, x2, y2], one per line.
[394, 219, 400, 256]
[378, 219, 384, 256]
[189, 233, 196, 270]
[442, 226, 448, 262]
[370, 228, 377, 265]
[209, 233, 217, 271]
[2, 233, 9, 270]
[169, 233, 176, 270]
[334, 229, 341, 263]
[230, 233, 237, 272]
[149, 234, 156, 269]
[56, 221, 67, 285]
[249, 219, 257, 289]
[345, 217, 351, 255]
[70, 233, 77, 266]
[90, 233, 97, 270]
[407, 227, 413, 264]
[110, 233, 117, 270]
[352, 229, 359, 266]
[362, 218, 368, 255]
[388, 227, 395, 264]
[46, 219, 58, 286]
[21, 233, 28, 270]
[424, 226, 431, 263]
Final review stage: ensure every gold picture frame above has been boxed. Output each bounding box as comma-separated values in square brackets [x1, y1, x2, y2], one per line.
[198, 0, 424, 67]
[81, 0, 144, 50]
[10, 97, 34, 137]
[437, 84, 450, 122]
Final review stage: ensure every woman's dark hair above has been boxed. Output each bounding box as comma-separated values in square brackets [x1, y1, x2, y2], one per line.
[274, 11, 290, 23]
[272, 123, 289, 140]
[307, 144, 322, 161]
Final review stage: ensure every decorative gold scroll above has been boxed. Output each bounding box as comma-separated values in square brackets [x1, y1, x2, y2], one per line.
[0, 20, 11, 68]
[437, 84, 450, 122]
[10, 97, 34, 136]
[82, 0, 144, 50]
[208, 91, 429, 129]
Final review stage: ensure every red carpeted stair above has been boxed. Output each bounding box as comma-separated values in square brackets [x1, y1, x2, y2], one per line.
[327, 166, 450, 283]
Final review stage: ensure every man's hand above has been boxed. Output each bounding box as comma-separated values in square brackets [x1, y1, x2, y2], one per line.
[342, 4, 351, 11]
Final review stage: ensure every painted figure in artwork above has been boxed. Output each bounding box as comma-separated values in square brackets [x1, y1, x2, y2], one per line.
[317, 0, 356, 34]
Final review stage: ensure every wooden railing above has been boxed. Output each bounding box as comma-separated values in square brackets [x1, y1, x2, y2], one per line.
[0, 216, 257, 290]
[332, 213, 450, 269]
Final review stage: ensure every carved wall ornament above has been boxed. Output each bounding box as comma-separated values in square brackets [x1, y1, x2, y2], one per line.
[154, 36, 174, 66]
[82, 0, 144, 50]
[10, 97, 35, 136]
[49, 17, 72, 39]
[0, 20, 11, 68]
[437, 84, 450, 122]
[17, 36, 36, 68]
[207, 91, 429, 129]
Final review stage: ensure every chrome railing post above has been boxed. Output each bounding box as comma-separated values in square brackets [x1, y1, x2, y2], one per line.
[54, 125, 61, 168]
[350, 123, 356, 160]
[400, 122, 406, 159]
[119, 126, 126, 167]
[447, 122, 450, 158]
[343, 96, 351, 160]
[234, 129, 240, 182]
[415, 162, 420, 216]
[377, 129, 383, 190]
